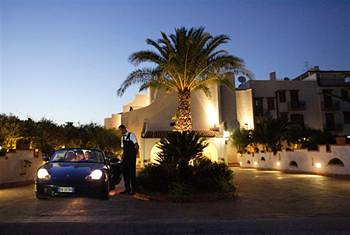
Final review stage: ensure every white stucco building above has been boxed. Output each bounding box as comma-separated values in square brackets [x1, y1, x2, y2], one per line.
[105, 73, 241, 167]
[105, 67, 350, 169]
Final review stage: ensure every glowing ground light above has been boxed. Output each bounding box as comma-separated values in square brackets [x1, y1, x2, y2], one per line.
[253, 162, 258, 166]
[276, 161, 281, 166]
[315, 162, 322, 168]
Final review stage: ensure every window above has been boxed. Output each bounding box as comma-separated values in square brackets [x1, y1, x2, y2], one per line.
[267, 97, 275, 110]
[279, 112, 288, 121]
[290, 114, 304, 125]
[341, 89, 349, 101]
[343, 111, 350, 124]
[290, 90, 299, 104]
[278, 90, 286, 103]
[325, 113, 335, 130]
[254, 98, 264, 116]
[323, 89, 333, 107]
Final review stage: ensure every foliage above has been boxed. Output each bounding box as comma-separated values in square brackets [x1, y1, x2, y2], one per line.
[283, 123, 334, 150]
[231, 128, 253, 153]
[0, 114, 23, 149]
[0, 147, 7, 156]
[230, 116, 335, 153]
[253, 116, 288, 154]
[191, 157, 235, 193]
[117, 27, 245, 131]
[137, 131, 235, 195]
[155, 131, 208, 180]
[0, 114, 121, 155]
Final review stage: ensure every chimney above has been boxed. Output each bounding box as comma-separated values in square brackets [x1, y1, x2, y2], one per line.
[310, 66, 320, 71]
[269, 72, 277, 81]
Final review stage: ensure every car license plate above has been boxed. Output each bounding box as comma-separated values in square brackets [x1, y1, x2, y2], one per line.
[58, 187, 74, 193]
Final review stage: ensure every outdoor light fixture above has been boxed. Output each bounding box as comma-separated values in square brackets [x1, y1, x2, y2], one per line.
[86, 169, 103, 180]
[37, 168, 51, 180]
[276, 161, 281, 167]
[223, 131, 230, 139]
[315, 162, 322, 169]
[253, 161, 258, 166]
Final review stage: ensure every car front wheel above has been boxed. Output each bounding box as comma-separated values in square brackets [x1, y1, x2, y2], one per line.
[99, 183, 109, 200]
[35, 192, 49, 200]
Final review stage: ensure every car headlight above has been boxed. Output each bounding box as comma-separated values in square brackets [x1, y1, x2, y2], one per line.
[86, 169, 103, 181]
[37, 168, 50, 180]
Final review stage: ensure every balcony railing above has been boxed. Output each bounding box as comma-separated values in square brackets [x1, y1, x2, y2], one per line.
[288, 101, 306, 111]
[321, 101, 340, 111]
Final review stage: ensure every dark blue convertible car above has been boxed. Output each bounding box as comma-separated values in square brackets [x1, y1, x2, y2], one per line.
[35, 148, 121, 200]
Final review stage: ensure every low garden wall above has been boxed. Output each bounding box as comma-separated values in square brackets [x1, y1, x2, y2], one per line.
[0, 150, 43, 187]
[238, 145, 350, 176]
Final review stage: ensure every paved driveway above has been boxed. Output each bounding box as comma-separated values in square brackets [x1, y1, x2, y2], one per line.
[1, 168, 350, 234]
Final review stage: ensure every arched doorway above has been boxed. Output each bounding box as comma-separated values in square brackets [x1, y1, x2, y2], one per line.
[150, 144, 162, 163]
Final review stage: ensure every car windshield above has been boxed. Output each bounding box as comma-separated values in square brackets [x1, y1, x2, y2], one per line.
[51, 149, 105, 163]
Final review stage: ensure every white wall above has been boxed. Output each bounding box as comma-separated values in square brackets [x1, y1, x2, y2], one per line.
[238, 145, 350, 175]
[0, 150, 43, 185]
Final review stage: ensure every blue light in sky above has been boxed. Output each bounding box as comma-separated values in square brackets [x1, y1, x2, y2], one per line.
[1, 0, 349, 125]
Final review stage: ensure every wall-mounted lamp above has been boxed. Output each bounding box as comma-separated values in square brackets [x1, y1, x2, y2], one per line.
[315, 162, 322, 169]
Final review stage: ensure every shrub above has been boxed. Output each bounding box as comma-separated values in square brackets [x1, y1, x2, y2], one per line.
[137, 131, 235, 196]
[0, 147, 7, 156]
[192, 157, 235, 193]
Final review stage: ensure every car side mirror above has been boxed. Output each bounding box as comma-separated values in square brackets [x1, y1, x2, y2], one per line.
[42, 156, 50, 162]
[108, 157, 120, 165]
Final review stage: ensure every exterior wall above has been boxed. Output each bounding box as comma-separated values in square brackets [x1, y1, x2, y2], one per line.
[120, 85, 223, 163]
[238, 145, 350, 175]
[122, 93, 151, 112]
[235, 89, 254, 129]
[220, 85, 238, 129]
[104, 113, 121, 130]
[219, 73, 238, 129]
[0, 150, 43, 185]
[246, 80, 323, 130]
[225, 140, 238, 165]
[315, 86, 350, 135]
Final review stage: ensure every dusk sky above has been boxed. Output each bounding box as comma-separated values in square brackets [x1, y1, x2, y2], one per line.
[1, 0, 349, 125]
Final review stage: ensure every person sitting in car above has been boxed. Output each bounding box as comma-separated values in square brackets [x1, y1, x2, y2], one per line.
[65, 151, 77, 162]
[84, 151, 96, 161]
[75, 150, 86, 161]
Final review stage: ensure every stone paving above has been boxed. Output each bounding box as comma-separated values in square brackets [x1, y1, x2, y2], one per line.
[1, 168, 350, 223]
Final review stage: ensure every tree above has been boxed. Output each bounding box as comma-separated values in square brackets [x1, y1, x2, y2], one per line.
[230, 128, 253, 153]
[155, 131, 208, 180]
[0, 114, 22, 149]
[117, 27, 244, 131]
[253, 116, 288, 154]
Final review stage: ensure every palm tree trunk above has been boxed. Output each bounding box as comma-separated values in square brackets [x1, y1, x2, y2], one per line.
[175, 90, 192, 131]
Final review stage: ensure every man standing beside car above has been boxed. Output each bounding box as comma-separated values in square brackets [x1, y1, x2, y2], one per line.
[118, 124, 139, 195]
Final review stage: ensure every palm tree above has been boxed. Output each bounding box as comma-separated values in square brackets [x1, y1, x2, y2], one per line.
[117, 27, 244, 131]
[253, 116, 288, 154]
